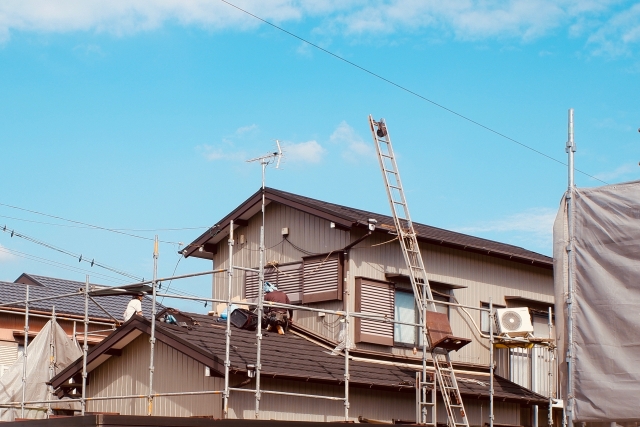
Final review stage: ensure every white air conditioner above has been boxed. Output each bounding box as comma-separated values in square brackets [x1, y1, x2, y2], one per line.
[495, 307, 533, 337]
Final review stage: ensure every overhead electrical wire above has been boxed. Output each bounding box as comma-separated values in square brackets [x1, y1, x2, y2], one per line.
[0, 202, 185, 245]
[0, 214, 207, 232]
[0, 246, 127, 285]
[219, 0, 608, 185]
[0, 224, 143, 281]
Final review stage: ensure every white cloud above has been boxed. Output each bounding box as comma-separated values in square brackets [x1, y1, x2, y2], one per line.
[0, 244, 16, 262]
[586, 3, 640, 56]
[197, 144, 246, 161]
[235, 124, 258, 135]
[593, 163, 639, 183]
[282, 140, 325, 163]
[330, 120, 374, 162]
[0, 0, 626, 46]
[456, 207, 556, 249]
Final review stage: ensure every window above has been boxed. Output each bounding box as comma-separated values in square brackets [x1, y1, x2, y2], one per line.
[394, 289, 451, 346]
[480, 302, 505, 334]
[394, 290, 416, 345]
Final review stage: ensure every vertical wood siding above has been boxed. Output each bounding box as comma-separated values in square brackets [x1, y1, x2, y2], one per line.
[87, 334, 222, 417]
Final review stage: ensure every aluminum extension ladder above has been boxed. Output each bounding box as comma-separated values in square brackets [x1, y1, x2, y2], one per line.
[369, 115, 469, 427]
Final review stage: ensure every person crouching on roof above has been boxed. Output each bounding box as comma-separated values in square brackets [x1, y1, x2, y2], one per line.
[123, 292, 144, 322]
[263, 282, 292, 335]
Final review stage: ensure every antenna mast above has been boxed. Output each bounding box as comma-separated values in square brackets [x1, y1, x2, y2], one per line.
[246, 140, 283, 419]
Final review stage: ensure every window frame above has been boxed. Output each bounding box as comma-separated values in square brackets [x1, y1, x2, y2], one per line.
[480, 301, 506, 334]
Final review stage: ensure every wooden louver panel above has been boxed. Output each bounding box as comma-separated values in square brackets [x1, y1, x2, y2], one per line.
[302, 253, 343, 303]
[245, 262, 303, 304]
[355, 278, 394, 346]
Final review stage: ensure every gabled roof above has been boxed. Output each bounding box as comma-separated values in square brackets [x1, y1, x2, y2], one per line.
[0, 274, 161, 321]
[184, 188, 552, 269]
[52, 312, 548, 405]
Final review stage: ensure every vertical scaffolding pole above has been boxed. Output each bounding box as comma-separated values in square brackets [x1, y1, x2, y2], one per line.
[344, 291, 350, 421]
[47, 306, 56, 418]
[565, 108, 575, 427]
[254, 162, 268, 419]
[21, 285, 29, 419]
[548, 307, 554, 427]
[489, 298, 494, 427]
[148, 236, 159, 416]
[81, 277, 89, 416]
[223, 220, 234, 418]
[254, 224, 265, 418]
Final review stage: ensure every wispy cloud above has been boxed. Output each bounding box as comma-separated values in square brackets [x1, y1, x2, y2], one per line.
[456, 207, 556, 250]
[197, 144, 246, 161]
[593, 162, 639, 182]
[330, 120, 374, 162]
[587, 3, 640, 57]
[0, 244, 17, 263]
[0, 0, 630, 51]
[282, 140, 325, 163]
[235, 124, 258, 135]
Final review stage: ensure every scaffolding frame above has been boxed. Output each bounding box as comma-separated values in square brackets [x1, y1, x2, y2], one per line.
[4, 240, 560, 424]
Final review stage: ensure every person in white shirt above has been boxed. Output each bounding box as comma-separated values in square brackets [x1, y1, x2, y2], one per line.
[123, 293, 144, 322]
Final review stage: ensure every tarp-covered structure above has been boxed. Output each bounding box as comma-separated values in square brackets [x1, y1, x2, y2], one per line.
[554, 180, 640, 423]
[0, 319, 82, 421]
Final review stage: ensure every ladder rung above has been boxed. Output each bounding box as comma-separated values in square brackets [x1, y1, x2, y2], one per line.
[380, 153, 393, 159]
[383, 169, 398, 174]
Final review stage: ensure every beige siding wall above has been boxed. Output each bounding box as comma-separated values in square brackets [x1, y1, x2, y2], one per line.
[349, 230, 554, 365]
[210, 202, 553, 367]
[229, 377, 518, 426]
[87, 335, 222, 417]
[211, 202, 349, 326]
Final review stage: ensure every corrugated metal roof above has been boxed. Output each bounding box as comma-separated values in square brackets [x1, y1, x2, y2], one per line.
[0, 274, 160, 321]
[185, 188, 553, 268]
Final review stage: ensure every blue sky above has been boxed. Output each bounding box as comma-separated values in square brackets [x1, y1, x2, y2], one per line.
[0, 1, 638, 312]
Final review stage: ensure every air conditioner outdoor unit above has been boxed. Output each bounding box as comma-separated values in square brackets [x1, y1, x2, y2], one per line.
[495, 307, 533, 337]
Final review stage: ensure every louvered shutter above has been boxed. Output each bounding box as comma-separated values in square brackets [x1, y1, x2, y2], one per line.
[355, 278, 394, 346]
[302, 253, 344, 303]
[245, 262, 302, 303]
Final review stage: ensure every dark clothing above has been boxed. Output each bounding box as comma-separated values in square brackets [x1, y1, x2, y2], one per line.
[264, 290, 293, 321]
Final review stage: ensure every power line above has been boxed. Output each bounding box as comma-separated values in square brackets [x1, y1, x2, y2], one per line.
[219, 0, 608, 185]
[0, 203, 184, 245]
[0, 224, 143, 281]
[0, 214, 208, 232]
[0, 246, 127, 284]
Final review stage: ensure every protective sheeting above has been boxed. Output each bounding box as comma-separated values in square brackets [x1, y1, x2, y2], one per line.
[0, 320, 82, 421]
[554, 180, 640, 423]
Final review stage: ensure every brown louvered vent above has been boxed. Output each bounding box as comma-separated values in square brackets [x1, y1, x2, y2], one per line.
[354, 277, 394, 346]
[302, 253, 344, 303]
[245, 262, 303, 304]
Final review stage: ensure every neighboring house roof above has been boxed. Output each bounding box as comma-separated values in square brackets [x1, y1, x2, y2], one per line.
[52, 312, 547, 405]
[0, 274, 161, 321]
[183, 187, 553, 269]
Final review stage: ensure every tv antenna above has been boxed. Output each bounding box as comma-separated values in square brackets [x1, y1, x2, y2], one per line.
[247, 140, 284, 188]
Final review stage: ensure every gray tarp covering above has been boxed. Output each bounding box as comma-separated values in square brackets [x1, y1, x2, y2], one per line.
[0, 320, 82, 421]
[554, 180, 640, 423]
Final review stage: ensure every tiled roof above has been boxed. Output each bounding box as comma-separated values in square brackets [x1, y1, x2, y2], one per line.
[185, 188, 552, 268]
[0, 274, 161, 321]
[53, 312, 548, 405]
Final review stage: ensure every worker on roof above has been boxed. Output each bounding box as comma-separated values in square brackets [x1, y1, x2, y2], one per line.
[123, 292, 144, 322]
[263, 282, 292, 335]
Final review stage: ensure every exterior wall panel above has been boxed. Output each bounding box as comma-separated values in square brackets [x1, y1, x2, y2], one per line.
[87, 335, 222, 417]
[348, 231, 554, 366]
